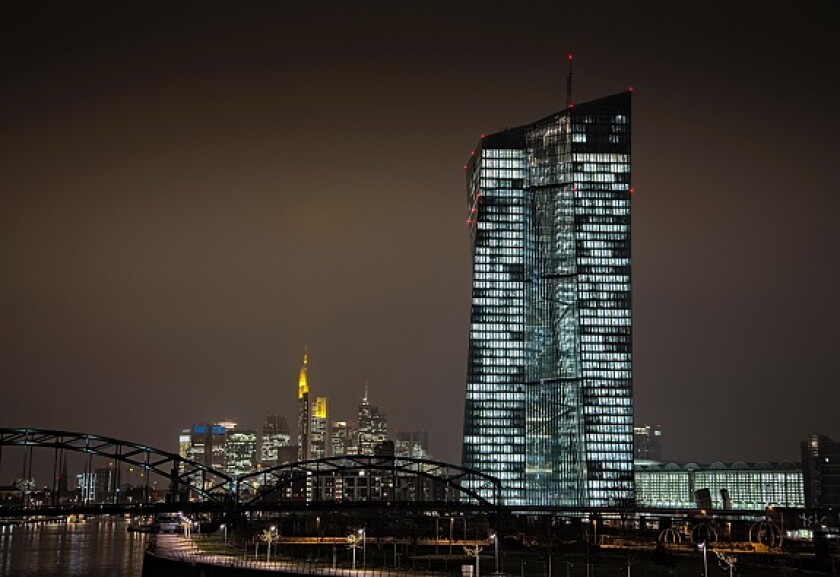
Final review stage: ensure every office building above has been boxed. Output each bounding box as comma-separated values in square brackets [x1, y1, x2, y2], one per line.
[331, 421, 350, 457]
[225, 429, 258, 477]
[634, 425, 663, 461]
[179, 423, 227, 471]
[396, 431, 429, 459]
[802, 433, 840, 509]
[635, 461, 804, 511]
[358, 386, 388, 455]
[297, 351, 311, 461]
[261, 415, 291, 469]
[462, 92, 633, 507]
[310, 396, 329, 459]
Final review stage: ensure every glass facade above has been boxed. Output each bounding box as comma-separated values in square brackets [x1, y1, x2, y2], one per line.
[635, 461, 804, 511]
[462, 92, 633, 508]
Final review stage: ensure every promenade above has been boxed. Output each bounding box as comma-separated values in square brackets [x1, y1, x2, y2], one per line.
[146, 534, 466, 577]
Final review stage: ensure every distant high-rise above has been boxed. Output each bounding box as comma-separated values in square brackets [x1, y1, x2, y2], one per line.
[396, 431, 429, 460]
[634, 425, 663, 461]
[330, 421, 350, 457]
[357, 386, 388, 455]
[802, 433, 840, 509]
[297, 351, 311, 461]
[310, 396, 329, 459]
[462, 92, 634, 508]
[180, 423, 227, 471]
[225, 429, 258, 477]
[261, 415, 291, 468]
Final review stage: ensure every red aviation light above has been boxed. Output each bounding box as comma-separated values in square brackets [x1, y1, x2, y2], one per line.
[464, 164, 468, 170]
[481, 133, 486, 139]
[470, 150, 475, 156]
[629, 187, 635, 194]
[568, 53, 573, 61]
[628, 86, 635, 92]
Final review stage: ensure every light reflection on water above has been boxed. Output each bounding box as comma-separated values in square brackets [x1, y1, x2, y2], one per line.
[0, 519, 147, 577]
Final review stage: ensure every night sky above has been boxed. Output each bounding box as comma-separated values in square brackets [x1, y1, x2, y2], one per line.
[2, 1, 839, 467]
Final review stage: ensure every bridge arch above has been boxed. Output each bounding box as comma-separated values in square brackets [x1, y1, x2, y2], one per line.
[0, 428, 233, 504]
[238, 455, 501, 510]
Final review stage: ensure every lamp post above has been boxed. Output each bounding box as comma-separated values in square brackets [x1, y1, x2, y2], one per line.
[348, 532, 363, 570]
[465, 544, 484, 577]
[260, 526, 279, 563]
[490, 533, 499, 574]
[699, 541, 708, 577]
[359, 528, 366, 567]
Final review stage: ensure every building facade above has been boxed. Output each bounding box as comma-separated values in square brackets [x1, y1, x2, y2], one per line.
[310, 396, 329, 459]
[396, 431, 429, 460]
[634, 425, 663, 461]
[358, 388, 388, 456]
[635, 461, 804, 511]
[802, 433, 840, 509]
[297, 351, 311, 461]
[261, 415, 292, 469]
[225, 429, 258, 478]
[330, 421, 351, 457]
[179, 423, 227, 471]
[462, 92, 633, 507]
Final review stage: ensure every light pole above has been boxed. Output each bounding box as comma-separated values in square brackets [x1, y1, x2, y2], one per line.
[490, 533, 499, 574]
[260, 526, 279, 563]
[450, 518, 455, 555]
[359, 528, 366, 567]
[465, 544, 484, 577]
[699, 541, 708, 577]
[348, 532, 363, 570]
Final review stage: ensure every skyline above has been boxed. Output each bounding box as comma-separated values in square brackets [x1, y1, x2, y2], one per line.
[2, 2, 839, 466]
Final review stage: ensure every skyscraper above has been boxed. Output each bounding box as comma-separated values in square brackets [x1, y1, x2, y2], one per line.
[297, 351, 311, 461]
[261, 415, 291, 468]
[462, 92, 633, 508]
[330, 421, 351, 457]
[802, 433, 840, 509]
[357, 386, 388, 455]
[225, 429, 258, 477]
[396, 431, 429, 460]
[634, 425, 663, 461]
[310, 396, 329, 459]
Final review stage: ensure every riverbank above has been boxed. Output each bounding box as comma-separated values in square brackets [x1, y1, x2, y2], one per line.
[142, 534, 456, 577]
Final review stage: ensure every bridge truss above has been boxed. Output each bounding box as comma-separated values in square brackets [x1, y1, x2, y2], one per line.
[0, 428, 233, 506]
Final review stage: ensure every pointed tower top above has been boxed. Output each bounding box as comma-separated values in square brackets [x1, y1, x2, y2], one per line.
[364, 380, 369, 403]
[298, 348, 309, 399]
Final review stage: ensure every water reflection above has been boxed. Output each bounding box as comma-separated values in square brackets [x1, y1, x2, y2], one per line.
[0, 518, 147, 576]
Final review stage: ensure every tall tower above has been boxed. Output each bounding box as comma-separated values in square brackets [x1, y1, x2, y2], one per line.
[462, 92, 633, 508]
[357, 385, 388, 455]
[310, 396, 329, 459]
[297, 350, 311, 461]
[261, 415, 291, 468]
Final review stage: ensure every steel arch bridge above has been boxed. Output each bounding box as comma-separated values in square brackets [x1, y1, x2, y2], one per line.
[238, 454, 502, 510]
[0, 428, 234, 505]
[0, 428, 501, 514]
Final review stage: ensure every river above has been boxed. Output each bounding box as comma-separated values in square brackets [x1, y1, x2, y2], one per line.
[0, 519, 147, 577]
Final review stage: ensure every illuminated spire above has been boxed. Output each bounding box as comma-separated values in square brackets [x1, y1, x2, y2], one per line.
[297, 348, 309, 399]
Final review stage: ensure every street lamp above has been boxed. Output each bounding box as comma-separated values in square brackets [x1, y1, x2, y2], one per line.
[260, 526, 279, 563]
[464, 544, 484, 577]
[358, 528, 366, 567]
[698, 541, 708, 577]
[347, 531, 363, 570]
[490, 533, 499, 574]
